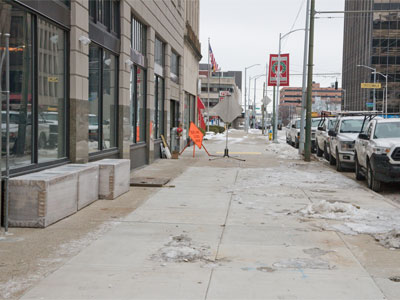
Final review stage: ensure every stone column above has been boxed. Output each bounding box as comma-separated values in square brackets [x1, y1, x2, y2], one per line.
[165, 44, 171, 142]
[118, 0, 132, 160]
[69, 0, 89, 163]
[146, 27, 155, 164]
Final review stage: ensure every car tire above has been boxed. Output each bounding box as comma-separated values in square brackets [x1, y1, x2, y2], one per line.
[367, 161, 381, 192]
[355, 153, 365, 180]
[324, 143, 330, 161]
[38, 133, 47, 149]
[316, 140, 323, 157]
[329, 146, 336, 165]
[336, 149, 344, 172]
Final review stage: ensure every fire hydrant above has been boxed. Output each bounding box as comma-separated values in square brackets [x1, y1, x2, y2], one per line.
[268, 129, 273, 141]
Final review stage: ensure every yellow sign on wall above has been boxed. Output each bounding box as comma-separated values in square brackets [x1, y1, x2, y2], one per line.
[361, 83, 381, 89]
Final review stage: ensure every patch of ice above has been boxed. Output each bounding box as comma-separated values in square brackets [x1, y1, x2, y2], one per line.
[273, 258, 333, 270]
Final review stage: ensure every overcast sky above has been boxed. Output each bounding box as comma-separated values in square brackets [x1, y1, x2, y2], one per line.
[199, 0, 345, 108]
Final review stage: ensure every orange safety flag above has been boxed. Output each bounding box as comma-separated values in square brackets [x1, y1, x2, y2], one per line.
[189, 122, 203, 149]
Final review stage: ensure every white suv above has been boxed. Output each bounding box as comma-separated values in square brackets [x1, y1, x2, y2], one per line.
[355, 118, 400, 192]
[286, 118, 301, 148]
[328, 115, 366, 171]
[316, 117, 336, 160]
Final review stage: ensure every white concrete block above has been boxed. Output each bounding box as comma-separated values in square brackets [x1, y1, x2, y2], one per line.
[90, 159, 130, 200]
[9, 171, 78, 228]
[51, 164, 99, 210]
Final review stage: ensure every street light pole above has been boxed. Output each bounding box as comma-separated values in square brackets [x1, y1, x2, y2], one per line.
[357, 64, 377, 111]
[244, 64, 260, 132]
[372, 71, 388, 115]
[275, 28, 305, 144]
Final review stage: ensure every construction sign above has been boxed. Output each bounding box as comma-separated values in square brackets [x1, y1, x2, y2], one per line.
[189, 122, 203, 149]
[268, 54, 290, 86]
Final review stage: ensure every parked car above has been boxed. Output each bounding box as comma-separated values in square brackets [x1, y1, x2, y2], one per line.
[286, 118, 301, 148]
[354, 118, 400, 191]
[316, 117, 337, 159]
[328, 115, 367, 171]
[311, 118, 322, 153]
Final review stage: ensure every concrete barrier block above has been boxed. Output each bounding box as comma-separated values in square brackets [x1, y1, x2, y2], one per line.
[9, 171, 78, 228]
[90, 159, 130, 200]
[51, 164, 99, 210]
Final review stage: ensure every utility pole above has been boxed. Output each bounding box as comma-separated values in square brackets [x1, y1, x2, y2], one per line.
[207, 38, 210, 132]
[272, 86, 276, 141]
[305, 0, 315, 162]
[299, 0, 311, 154]
[262, 82, 265, 134]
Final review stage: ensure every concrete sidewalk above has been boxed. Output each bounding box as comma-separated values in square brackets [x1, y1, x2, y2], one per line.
[19, 130, 400, 299]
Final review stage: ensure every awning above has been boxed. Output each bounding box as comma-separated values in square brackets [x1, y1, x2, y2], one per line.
[197, 96, 206, 110]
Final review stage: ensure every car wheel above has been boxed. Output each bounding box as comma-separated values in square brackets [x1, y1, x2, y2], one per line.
[324, 143, 330, 161]
[316, 140, 323, 157]
[367, 161, 381, 192]
[336, 149, 344, 172]
[38, 133, 47, 149]
[355, 153, 365, 180]
[329, 146, 336, 165]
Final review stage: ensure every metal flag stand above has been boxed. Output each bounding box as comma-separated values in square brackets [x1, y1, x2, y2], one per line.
[0, 33, 11, 232]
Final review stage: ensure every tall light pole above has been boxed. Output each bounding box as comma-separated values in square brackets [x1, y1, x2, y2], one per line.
[249, 74, 265, 129]
[244, 64, 260, 132]
[372, 71, 388, 116]
[276, 28, 305, 143]
[357, 64, 376, 111]
[253, 74, 266, 128]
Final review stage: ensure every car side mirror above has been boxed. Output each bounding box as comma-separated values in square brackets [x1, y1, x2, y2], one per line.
[292, 124, 296, 128]
[358, 133, 369, 140]
[318, 126, 324, 131]
[328, 129, 337, 137]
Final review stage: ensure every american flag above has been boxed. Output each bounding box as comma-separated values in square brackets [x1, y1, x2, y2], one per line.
[209, 44, 218, 73]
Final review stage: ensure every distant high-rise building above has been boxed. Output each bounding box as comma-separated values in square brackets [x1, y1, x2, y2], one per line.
[342, 0, 400, 112]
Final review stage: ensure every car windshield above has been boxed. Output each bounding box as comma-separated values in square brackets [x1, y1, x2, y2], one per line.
[89, 115, 98, 126]
[312, 119, 321, 127]
[374, 122, 400, 138]
[340, 119, 364, 133]
[327, 119, 336, 130]
[43, 113, 58, 121]
[2, 112, 26, 124]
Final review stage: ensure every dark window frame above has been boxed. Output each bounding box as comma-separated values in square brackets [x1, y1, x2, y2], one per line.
[88, 43, 119, 154]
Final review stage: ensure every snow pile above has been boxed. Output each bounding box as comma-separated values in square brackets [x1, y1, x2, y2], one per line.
[154, 234, 210, 263]
[266, 142, 301, 160]
[299, 200, 400, 249]
[374, 230, 400, 249]
[300, 200, 363, 220]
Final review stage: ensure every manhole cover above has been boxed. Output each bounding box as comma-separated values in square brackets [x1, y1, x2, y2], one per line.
[130, 177, 170, 187]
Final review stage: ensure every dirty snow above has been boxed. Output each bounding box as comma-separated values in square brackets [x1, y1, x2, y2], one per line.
[153, 234, 211, 263]
[265, 142, 301, 160]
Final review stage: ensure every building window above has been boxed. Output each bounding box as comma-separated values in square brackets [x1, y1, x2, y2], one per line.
[89, 0, 120, 36]
[0, 2, 67, 171]
[171, 51, 179, 83]
[155, 37, 164, 68]
[88, 44, 118, 153]
[130, 66, 146, 143]
[154, 76, 164, 139]
[131, 16, 146, 55]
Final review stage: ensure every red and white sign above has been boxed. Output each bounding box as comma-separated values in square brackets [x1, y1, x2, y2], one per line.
[268, 54, 290, 87]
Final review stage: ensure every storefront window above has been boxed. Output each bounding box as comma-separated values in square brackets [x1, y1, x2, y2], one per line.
[37, 18, 66, 162]
[1, 1, 67, 170]
[154, 75, 164, 138]
[89, 44, 118, 152]
[89, 45, 100, 152]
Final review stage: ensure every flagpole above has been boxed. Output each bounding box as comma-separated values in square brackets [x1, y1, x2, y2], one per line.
[207, 37, 210, 132]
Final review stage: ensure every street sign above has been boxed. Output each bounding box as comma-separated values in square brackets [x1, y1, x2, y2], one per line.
[219, 91, 231, 96]
[366, 102, 374, 108]
[268, 54, 290, 86]
[361, 83, 381, 89]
